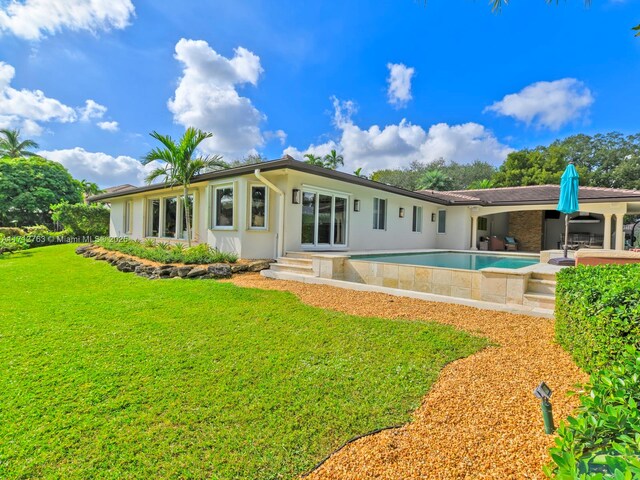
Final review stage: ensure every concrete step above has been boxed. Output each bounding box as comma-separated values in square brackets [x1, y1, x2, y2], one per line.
[269, 263, 314, 276]
[285, 251, 314, 259]
[276, 256, 313, 267]
[523, 292, 556, 310]
[530, 271, 557, 282]
[526, 278, 556, 295]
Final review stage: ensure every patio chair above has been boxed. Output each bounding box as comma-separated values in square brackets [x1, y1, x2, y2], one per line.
[489, 236, 505, 251]
[504, 236, 519, 251]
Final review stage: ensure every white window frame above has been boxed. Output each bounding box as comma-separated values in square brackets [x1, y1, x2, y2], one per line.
[412, 205, 423, 233]
[211, 183, 235, 230]
[248, 183, 269, 231]
[300, 188, 349, 248]
[373, 197, 387, 231]
[145, 192, 197, 239]
[437, 209, 447, 235]
[146, 198, 161, 238]
[124, 200, 133, 235]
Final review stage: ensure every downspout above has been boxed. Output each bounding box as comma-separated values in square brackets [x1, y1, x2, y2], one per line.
[254, 169, 285, 259]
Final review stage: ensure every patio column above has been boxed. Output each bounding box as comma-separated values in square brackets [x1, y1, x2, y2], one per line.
[470, 215, 478, 250]
[603, 213, 612, 249]
[615, 213, 625, 250]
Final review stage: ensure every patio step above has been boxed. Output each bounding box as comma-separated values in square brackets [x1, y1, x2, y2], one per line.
[526, 278, 556, 295]
[523, 292, 556, 310]
[269, 256, 314, 276]
[284, 251, 315, 260]
[530, 271, 558, 282]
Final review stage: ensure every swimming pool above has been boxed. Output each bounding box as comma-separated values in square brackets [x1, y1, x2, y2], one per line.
[352, 251, 539, 271]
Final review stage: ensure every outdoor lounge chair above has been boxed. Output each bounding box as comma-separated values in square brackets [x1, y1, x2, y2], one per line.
[504, 236, 519, 251]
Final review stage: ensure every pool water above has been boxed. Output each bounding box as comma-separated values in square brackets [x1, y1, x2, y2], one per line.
[352, 251, 539, 270]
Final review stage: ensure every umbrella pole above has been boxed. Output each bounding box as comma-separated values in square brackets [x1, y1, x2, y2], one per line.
[563, 214, 569, 258]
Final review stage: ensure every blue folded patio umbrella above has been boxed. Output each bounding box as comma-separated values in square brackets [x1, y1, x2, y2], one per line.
[557, 161, 580, 258]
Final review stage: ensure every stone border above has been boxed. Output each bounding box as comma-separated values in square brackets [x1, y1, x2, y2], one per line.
[75, 244, 272, 280]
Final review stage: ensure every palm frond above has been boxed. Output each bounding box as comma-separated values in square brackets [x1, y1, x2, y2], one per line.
[145, 166, 171, 185]
[142, 146, 175, 165]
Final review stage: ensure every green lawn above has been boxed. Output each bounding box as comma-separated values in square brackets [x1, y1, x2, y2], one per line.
[0, 245, 487, 479]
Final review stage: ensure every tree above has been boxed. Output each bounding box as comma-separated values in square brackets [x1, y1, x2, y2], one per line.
[303, 153, 324, 167]
[418, 170, 454, 191]
[0, 157, 82, 227]
[79, 179, 103, 204]
[0, 129, 40, 158]
[467, 179, 495, 189]
[142, 128, 227, 247]
[323, 150, 344, 170]
[490, 0, 639, 36]
[51, 201, 110, 236]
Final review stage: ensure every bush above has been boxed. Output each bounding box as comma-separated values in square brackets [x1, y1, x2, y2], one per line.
[0, 234, 29, 254]
[94, 238, 238, 264]
[23, 225, 71, 246]
[51, 202, 109, 237]
[0, 227, 26, 237]
[555, 264, 640, 372]
[545, 347, 640, 479]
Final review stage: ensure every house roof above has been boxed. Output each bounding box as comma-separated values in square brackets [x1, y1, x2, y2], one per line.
[420, 184, 640, 206]
[102, 184, 136, 194]
[88, 157, 451, 205]
[89, 157, 640, 207]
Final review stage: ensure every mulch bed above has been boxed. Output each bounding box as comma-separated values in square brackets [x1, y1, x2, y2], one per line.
[227, 274, 586, 479]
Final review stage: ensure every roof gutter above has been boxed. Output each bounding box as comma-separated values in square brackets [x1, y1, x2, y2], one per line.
[254, 169, 285, 259]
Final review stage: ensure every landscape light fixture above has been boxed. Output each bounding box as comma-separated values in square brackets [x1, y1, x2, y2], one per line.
[533, 382, 555, 434]
[353, 199, 361, 212]
[399, 207, 405, 218]
[292, 189, 301, 204]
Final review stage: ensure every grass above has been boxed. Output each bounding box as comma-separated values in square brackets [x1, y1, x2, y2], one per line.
[0, 245, 488, 479]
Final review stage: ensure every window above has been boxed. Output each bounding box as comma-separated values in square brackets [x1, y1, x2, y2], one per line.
[478, 216, 488, 231]
[373, 198, 387, 230]
[301, 192, 316, 244]
[180, 194, 195, 239]
[164, 197, 177, 238]
[147, 199, 160, 237]
[334, 197, 346, 244]
[249, 185, 268, 229]
[213, 185, 234, 228]
[437, 210, 447, 234]
[412, 206, 422, 233]
[124, 200, 133, 234]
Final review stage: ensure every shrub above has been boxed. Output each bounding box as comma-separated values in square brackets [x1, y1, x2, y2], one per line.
[555, 264, 640, 373]
[50, 202, 109, 237]
[0, 234, 29, 254]
[93, 238, 238, 264]
[545, 347, 640, 479]
[0, 227, 26, 237]
[23, 225, 71, 246]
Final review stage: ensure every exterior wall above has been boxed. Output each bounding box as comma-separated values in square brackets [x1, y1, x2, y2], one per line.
[109, 200, 125, 237]
[508, 210, 544, 252]
[282, 170, 444, 253]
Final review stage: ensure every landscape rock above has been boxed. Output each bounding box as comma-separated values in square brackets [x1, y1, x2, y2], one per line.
[186, 265, 208, 278]
[247, 260, 273, 272]
[176, 266, 193, 278]
[231, 264, 249, 274]
[207, 264, 232, 278]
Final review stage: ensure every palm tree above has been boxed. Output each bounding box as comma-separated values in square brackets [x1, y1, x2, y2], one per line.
[467, 179, 495, 190]
[303, 153, 324, 167]
[418, 170, 454, 191]
[323, 149, 344, 170]
[142, 128, 227, 246]
[80, 179, 103, 204]
[0, 129, 40, 158]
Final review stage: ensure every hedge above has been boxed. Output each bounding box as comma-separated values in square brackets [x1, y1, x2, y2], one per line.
[555, 264, 640, 373]
[545, 346, 640, 478]
[50, 202, 109, 237]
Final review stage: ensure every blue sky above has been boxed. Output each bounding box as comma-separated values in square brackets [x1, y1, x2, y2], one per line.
[0, 0, 638, 187]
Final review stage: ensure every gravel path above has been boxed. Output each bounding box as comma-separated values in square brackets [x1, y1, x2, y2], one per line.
[228, 274, 586, 479]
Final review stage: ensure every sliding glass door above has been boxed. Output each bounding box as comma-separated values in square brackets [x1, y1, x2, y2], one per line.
[301, 190, 348, 247]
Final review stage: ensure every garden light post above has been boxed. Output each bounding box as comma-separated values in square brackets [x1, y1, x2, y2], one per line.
[533, 382, 555, 434]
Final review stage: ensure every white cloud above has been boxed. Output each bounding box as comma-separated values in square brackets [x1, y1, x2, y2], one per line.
[79, 99, 107, 121]
[168, 38, 266, 159]
[0, 0, 135, 40]
[0, 61, 78, 134]
[484, 78, 593, 130]
[265, 129, 287, 146]
[284, 96, 513, 174]
[97, 120, 119, 132]
[386, 63, 415, 108]
[40, 147, 157, 187]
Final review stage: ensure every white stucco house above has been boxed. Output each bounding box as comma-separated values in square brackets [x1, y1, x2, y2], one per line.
[91, 156, 640, 259]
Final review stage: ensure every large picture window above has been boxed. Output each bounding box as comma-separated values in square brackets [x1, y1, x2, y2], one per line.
[300, 190, 348, 247]
[147, 199, 160, 237]
[373, 198, 387, 230]
[412, 206, 422, 233]
[213, 185, 234, 228]
[249, 185, 267, 229]
[164, 197, 177, 238]
[124, 200, 133, 235]
[437, 209, 447, 234]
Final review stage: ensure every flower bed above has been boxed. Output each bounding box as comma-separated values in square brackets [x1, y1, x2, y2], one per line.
[76, 244, 272, 280]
